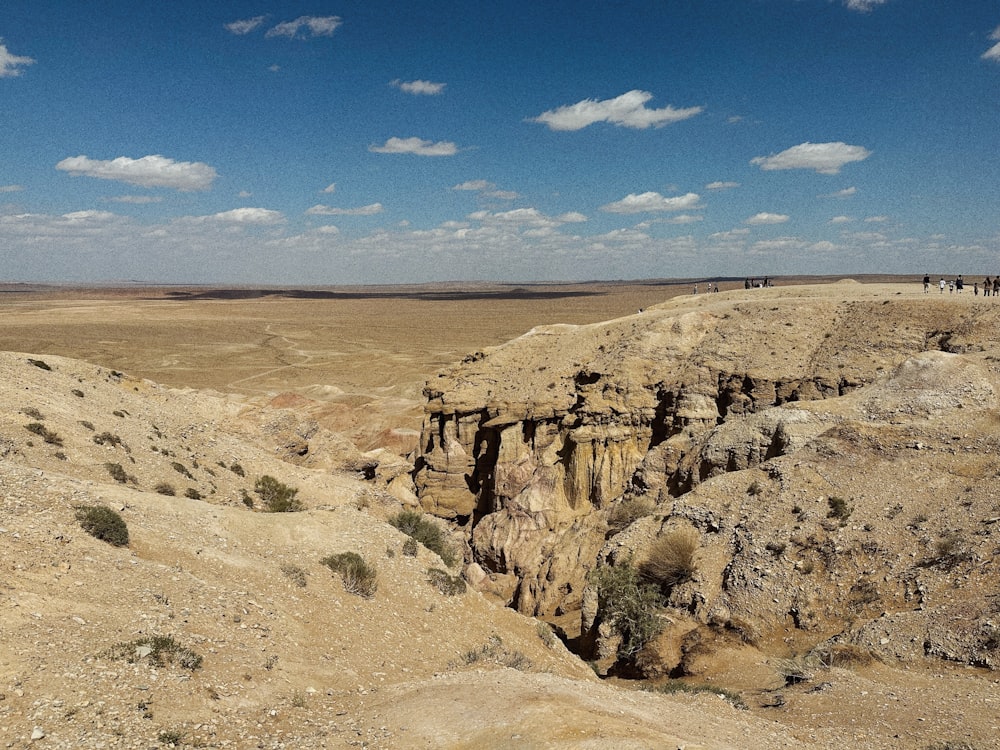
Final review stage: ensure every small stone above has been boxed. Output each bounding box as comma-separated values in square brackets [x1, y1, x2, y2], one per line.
[31, 726, 44, 740]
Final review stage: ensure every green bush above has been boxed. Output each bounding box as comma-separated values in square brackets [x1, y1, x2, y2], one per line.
[389, 510, 456, 566]
[827, 495, 852, 522]
[75, 505, 129, 547]
[320, 551, 377, 598]
[255, 475, 303, 512]
[588, 562, 664, 659]
[639, 528, 698, 591]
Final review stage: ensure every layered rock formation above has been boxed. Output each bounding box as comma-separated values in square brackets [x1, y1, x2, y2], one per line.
[414, 285, 1000, 671]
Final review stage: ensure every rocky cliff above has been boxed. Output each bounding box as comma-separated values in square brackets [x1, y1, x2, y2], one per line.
[414, 283, 1000, 672]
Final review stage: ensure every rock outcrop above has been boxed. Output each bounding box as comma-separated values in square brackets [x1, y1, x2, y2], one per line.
[414, 287, 1000, 672]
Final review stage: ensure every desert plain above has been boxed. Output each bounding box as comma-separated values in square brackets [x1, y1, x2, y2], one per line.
[2, 275, 999, 749]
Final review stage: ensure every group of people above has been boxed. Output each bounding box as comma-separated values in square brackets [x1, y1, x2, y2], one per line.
[923, 274, 1000, 296]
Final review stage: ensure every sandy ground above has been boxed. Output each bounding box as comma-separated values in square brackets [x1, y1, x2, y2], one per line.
[5, 274, 1000, 749]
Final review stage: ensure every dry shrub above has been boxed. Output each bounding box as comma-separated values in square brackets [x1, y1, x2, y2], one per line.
[320, 551, 378, 598]
[607, 497, 656, 533]
[640, 528, 699, 591]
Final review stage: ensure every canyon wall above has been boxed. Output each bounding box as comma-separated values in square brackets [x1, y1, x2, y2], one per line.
[413, 286, 1000, 670]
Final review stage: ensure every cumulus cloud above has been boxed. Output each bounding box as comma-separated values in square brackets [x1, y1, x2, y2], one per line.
[821, 186, 857, 199]
[844, 0, 887, 11]
[529, 90, 703, 131]
[55, 155, 217, 191]
[109, 195, 163, 204]
[706, 181, 739, 190]
[830, 215, 853, 224]
[746, 212, 790, 225]
[600, 191, 702, 214]
[0, 184, 24, 193]
[982, 26, 1000, 61]
[225, 16, 266, 34]
[206, 207, 285, 224]
[468, 208, 586, 229]
[369, 137, 459, 156]
[305, 203, 383, 216]
[0, 42, 35, 77]
[62, 210, 117, 222]
[751, 142, 872, 174]
[266, 16, 342, 38]
[391, 79, 446, 95]
[453, 180, 493, 191]
[668, 214, 703, 224]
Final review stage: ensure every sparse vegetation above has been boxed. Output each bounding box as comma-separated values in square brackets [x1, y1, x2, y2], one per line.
[21, 406, 44, 420]
[170, 461, 194, 480]
[320, 551, 378, 598]
[457, 634, 532, 671]
[427, 567, 466, 595]
[27, 358, 51, 370]
[184, 487, 203, 500]
[71, 388, 85, 398]
[639, 528, 699, 591]
[389, 509, 456, 566]
[93, 431, 128, 450]
[229, 462, 245, 477]
[772, 653, 822, 686]
[79, 419, 95, 431]
[589, 562, 664, 658]
[401, 537, 419, 557]
[25, 422, 63, 446]
[827, 495, 852, 522]
[154, 482, 176, 496]
[112, 409, 127, 418]
[255, 475, 303, 512]
[104, 461, 133, 484]
[280, 563, 307, 588]
[607, 496, 656, 533]
[536, 621, 560, 649]
[75, 505, 129, 547]
[644, 680, 746, 709]
[157, 729, 184, 745]
[105, 634, 202, 670]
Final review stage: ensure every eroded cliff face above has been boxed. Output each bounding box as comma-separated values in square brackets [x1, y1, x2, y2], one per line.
[413, 287, 1000, 672]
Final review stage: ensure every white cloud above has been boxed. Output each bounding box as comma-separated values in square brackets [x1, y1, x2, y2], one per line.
[453, 180, 493, 191]
[322, 183, 337, 194]
[0, 42, 35, 78]
[62, 210, 117, 222]
[751, 142, 872, 175]
[55, 155, 217, 191]
[266, 16, 342, 39]
[600, 191, 702, 214]
[668, 214, 703, 224]
[305, 203, 383, 216]
[207, 208, 285, 225]
[830, 215, 853, 224]
[820, 186, 857, 199]
[109, 195, 163, 204]
[225, 16, 266, 35]
[705, 181, 739, 190]
[268, 64, 281, 73]
[238, 190, 252, 198]
[982, 27, 1000, 61]
[844, 0, 887, 11]
[485, 189, 519, 201]
[865, 215, 889, 223]
[369, 137, 459, 156]
[529, 90, 703, 131]
[468, 207, 586, 229]
[391, 79, 446, 95]
[0, 184, 24, 193]
[746, 212, 790, 225]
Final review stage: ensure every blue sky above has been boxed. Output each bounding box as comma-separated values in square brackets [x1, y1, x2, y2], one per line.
[2, 0, 1000, 284]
